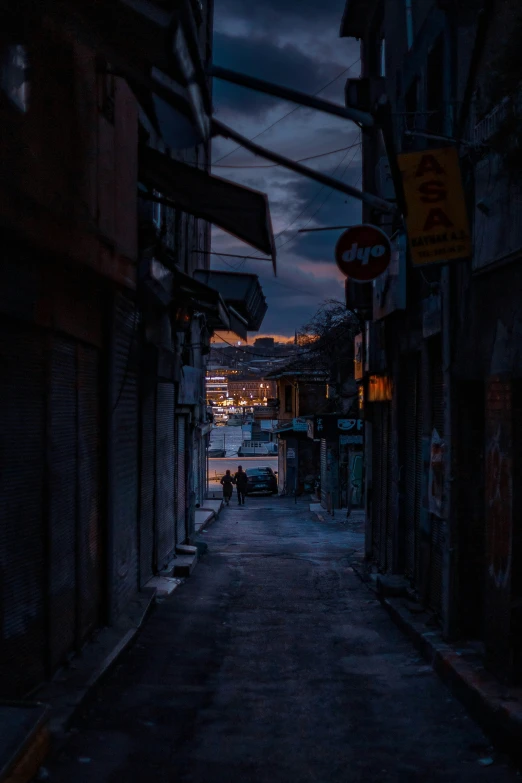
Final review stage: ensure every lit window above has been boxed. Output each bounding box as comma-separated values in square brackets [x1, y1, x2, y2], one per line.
[2, 45, 29, 112]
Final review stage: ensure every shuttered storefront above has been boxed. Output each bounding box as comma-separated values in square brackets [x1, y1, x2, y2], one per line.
[0, 323, 46, 698]
[50, 339, 104, 664]
[49, 338, 77, 668]
[139, 382, 156, 586]
[111, 291, 139, 618]
[404, 356, 422, 584]
[77, 344, 103, 641]
[194, 439, 201, 507]
[372, 412, 383, 564]
[175, 414, 187, 545]
[371, 404, 392, 571]
[384, 404, 393, 572]
[429, 341, 445, 617]
[155, 382, 175, 569]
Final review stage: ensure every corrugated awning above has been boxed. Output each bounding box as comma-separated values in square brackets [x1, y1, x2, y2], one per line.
[193, 270, 268, 332]
[143, 255, 248, 340]
[171, 268, 249, 341]
[139, 146, 276, 266]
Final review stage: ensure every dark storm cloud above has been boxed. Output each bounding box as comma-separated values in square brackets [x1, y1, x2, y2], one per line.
[216, 0, 345, 29]
[211, 0, 361, 334]
[213, 31, 348, 116]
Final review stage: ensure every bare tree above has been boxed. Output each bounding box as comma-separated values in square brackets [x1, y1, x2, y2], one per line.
[296, 300, 360, 413]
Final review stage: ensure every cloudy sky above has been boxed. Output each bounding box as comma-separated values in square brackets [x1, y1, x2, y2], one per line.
[210, 0, 362, 340]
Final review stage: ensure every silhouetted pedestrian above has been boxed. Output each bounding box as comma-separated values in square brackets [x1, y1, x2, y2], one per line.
[234, 465, 248, 506]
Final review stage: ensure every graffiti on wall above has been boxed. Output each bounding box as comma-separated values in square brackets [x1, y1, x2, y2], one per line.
[485, 425, 512, 591]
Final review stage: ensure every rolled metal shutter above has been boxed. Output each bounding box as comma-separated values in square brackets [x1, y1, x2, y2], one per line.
[156, 382, 175, 569]
[430, 345, 444, 616]
[49, 337, 77, 669]
[379, 406, 389, 569]
[111, 292, 139, 618]
[193, 440, 200, 506]
[404, 358, 418, 581]
[139, 385, 155, 586]
[384, 404, 394, 572]
[175, 415, 187, 545]
[414, 359, 424, 588]
[200, 437, 206, 505]
[372, 409, 383, 564]
[77, 344, 103, 642]
[0, 323, 46, 697]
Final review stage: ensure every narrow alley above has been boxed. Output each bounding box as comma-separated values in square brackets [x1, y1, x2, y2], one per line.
[46, 498, 518, 783]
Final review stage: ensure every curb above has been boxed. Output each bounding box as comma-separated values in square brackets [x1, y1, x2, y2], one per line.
[38, 588, 157, 741]
[381, 596, 522, 761]
[352, 563, 522, 764]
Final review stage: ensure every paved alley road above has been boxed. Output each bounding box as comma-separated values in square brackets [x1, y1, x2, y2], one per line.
[47, 499, 519, 782]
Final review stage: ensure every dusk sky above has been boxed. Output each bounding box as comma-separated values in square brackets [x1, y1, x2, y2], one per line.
[210, 0, 362, 339]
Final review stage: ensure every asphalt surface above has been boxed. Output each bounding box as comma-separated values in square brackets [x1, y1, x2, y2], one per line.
[46, 498, 520, 782]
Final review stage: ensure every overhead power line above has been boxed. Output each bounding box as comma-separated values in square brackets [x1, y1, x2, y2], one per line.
[211, 140, 361, 169]
[212, 56, 361, 165]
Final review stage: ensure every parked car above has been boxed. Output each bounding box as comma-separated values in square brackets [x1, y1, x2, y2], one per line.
[245, 467, 278, 495]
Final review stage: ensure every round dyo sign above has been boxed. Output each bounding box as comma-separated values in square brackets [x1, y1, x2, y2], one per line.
[335, 224, 391, 282]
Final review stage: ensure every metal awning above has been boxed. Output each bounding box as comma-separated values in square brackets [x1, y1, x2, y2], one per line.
[172, 269, 249, 341]
[143, 256, 249, 340]
[139, 146, 276, 265]
[1, 0, 211, 143]
[212, 120, 397, 217]
[193, 270, 268, 332]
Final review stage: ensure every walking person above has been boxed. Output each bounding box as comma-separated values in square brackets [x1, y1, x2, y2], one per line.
[220, 469, 234, 506]
[234, 465, 248, 506]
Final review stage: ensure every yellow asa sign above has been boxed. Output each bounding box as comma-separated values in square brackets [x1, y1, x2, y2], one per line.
[398, 147, 471, 267]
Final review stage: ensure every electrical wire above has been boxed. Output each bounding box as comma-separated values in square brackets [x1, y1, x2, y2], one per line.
[211, 140, 362, 169]
[212, 56, 361, 165]
[211, 150, 362, 270]
[273, 143, 361, 253]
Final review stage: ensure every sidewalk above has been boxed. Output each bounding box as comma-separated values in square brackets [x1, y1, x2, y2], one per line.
[353, 563, 522, 764]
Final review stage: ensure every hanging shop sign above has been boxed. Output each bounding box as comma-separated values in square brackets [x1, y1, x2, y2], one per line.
[335, 224, 392, 282]
[292, 417, 308, 432]
[367, 375, 393, 402]
[339, 434, 363, 445]
[398, 147, 471, 267]
[358, 385, 364, 412]
[307, 415, 363, 440]
[354, 333, 364, 380]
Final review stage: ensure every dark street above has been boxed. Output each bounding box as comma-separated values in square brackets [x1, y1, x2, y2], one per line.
[46, 498, 518, 782]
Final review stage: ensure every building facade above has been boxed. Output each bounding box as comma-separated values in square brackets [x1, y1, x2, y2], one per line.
[0, 0, 272, 699]
[341, 0, 522, 680]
